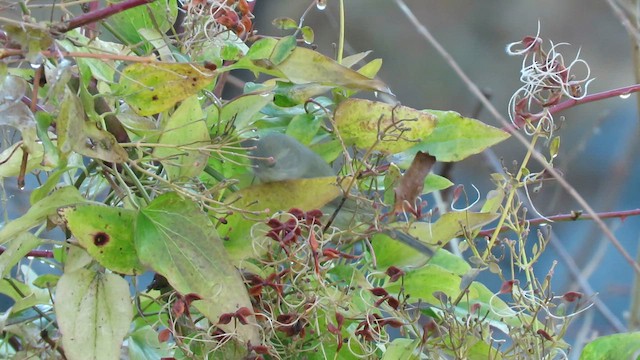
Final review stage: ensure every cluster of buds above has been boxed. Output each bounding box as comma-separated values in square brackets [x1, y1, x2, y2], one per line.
[183, 0, 255, 38]
[506, 24, 594, 136]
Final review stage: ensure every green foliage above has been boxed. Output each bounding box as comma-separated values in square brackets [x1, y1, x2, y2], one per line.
[0, 1, 599, 359]
[580, 332, 640, 359]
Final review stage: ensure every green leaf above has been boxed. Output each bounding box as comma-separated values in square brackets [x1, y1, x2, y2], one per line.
[34, 111, 60, 167]
[219, 92, 273, 130]
[135, 192, 259, 345]
[32, 274, 60, 289]
[56, 88, 128, 163]
[224, 38, 284, 78]
[0, 187, 86, 246]
[334, 99, 437, 153]
[220, 43, 244, 61]
[272, 81, 333, 106]
[139, 28, 174, 61]
[55, 269, 133, 360]
[580, 332, 640, 360]
[357, 58, 383, 79]
[423, 173, 453, 194]
[3, 25, 52, 63]
[373, 212, 496, 269]
[221, 177, 344, 260]
[58, 33, 123, 83]
[270, 35, 297, 65]
[397, 111, 510, 163]
[481, 187, 505, 213]
[118, 63, 216, 116]
[128, 325, 173, 360]
[0, 276, 50, 313]
[276, 48, 391, 93]
[286, 113, 321, 144]
[272, 17, 299, 30]
[82, 123, 130, 163]
[108, 0, 178, 49]
[406, 211, 498, 247]
[0, 141, 49, 178]
[382, 338, 420, 360]
[56, 88, 87, 156]
[341, 50, 372, 68]
[550, 136, 560, 159]
[29, 167, 66, 204]
[60, 205, 144, 275]
[119, 111, 161, 139]
[385, 264, 477, 304]
[372, 232, 431, 269]
[301, 26, 315, 44]
[464, 339, 504, 360]
[153, 95, 210, 180]
[0, 233, 41, 277]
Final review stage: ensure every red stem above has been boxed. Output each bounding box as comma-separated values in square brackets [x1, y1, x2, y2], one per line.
[503, 84, 640, 133]
[545, 83, 640, 116]
[477, 208, 640, 238]
[0, 247, 54, 258]
[50, 0, 156, 34]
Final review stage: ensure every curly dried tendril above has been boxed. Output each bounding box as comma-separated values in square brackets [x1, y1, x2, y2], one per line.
[507, 24, 594, 133]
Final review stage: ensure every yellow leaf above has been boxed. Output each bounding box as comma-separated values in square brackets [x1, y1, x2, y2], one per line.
[276, 48, 390, 93]
[335, 99, 437, 153]
[119, 63, 216, 116]
[221, 177, 348, 259]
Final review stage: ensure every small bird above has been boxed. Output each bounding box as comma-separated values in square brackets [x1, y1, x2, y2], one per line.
[246, 132, 434, 257]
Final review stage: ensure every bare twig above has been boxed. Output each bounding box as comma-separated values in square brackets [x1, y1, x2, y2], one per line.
[394, 0, 640, 275]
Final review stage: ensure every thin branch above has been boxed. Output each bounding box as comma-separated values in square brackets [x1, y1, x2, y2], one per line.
[0, 247, 54, 258]
[49, 0, 156, 34]
[476, 208, 640, 238]
[394, 0, 640, 275]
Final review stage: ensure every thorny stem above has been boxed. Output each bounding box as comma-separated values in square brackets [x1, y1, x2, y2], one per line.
[49, 0, 156, 34]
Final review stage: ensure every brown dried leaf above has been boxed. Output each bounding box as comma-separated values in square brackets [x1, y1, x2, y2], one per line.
[393, 151, 436, 213]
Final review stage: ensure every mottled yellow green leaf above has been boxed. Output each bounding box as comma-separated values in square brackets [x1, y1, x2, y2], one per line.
[335, 99, 437, 153]
[55, 269, 132, 360]
[221, 177, 346, 259]
[276, 48, 390, 93]
[119, 63, 216, 116]
[56, 88, 127, 163]
[397, 110, 510, 163]
[60, 206, 143, 275]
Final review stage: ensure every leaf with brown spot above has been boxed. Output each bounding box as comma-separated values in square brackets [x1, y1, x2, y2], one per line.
[118, 63, 216, 116]
[60, 205, 143, 275]
[393, 151, 436, 213]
